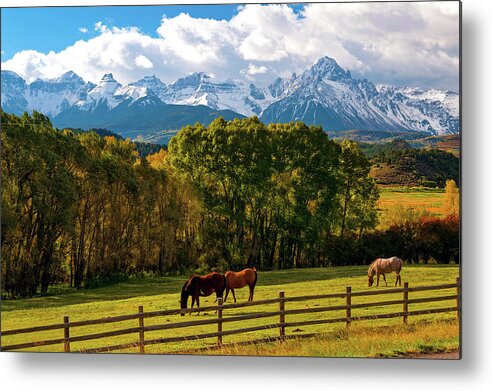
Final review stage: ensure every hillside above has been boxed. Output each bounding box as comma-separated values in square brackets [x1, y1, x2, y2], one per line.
[409, 133, 460, 157]
[369, 147, 459, 187]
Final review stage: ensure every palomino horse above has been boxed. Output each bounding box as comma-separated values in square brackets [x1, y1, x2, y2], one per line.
[368, 256, 403, 287]
[180, 272, 226, 316]
[224, 267, 258, 303]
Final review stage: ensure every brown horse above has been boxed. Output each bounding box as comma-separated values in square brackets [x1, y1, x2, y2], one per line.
[368, 256, 403, 287]
[180, 272, 226, 316]
[224, 267, 258, 303]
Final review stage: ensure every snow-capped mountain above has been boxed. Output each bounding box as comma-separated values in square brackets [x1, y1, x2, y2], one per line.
[1, 56, 460, 136]
[130, 75, 167, 101]
[1, 70, 96, 117]
[28, 71, 96, 117]
[74, 73, 154, 112]
[260, 57, 459, 135]
[152, 72, 276, 117]
[1, 70, 29, 115]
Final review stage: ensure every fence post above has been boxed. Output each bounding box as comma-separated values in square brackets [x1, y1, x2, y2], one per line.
[346, 287, 351, 329]
[217, 297, 223, 347]
[279, 291, 285, 340]
[403, 282, 409, 324]
[456, 277, 461, 319]
[138, 305, 145, 354]
[63, 316, 70, 353]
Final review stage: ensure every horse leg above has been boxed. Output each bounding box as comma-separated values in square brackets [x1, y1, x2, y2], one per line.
[224, 287, 230, 303]
[190, 296, 195, 316]
[196, 296, 200, 315]
[232, 289, 237, 303]
[382, 274, 387, 287]
[249, 284, 255, 301]
[376, 274, 380, 287]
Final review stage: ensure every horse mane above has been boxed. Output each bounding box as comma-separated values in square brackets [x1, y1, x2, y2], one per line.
[368, 261, 376, 276]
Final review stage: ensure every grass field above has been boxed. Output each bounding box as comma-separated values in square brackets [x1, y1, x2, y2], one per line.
[1, 265, 459, 357]
[378, 186, 446, 217]
[201, 319, 459, 358]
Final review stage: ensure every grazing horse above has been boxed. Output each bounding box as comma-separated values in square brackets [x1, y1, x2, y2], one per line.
[224, 267, 258, 303]
[368, 256, 403, 287]
[180, 272, 226, 316]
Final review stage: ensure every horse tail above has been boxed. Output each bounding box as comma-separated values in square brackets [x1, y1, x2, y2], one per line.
[221, 273, 227, 292]
[252, 267, 258, 288]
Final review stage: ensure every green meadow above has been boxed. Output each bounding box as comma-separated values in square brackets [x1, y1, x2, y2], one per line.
[378, 186, 446, 217]
[1, 265, 459, 356]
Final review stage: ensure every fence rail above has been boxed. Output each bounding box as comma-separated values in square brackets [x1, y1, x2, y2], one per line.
[1, 278, 460, 353]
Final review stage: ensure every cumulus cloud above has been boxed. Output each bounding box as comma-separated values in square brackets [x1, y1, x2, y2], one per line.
[135, 54, 153, 69]
[1, 3, 459, 90]
[79, 27, 88, 33]
[244, 64, 269, 76]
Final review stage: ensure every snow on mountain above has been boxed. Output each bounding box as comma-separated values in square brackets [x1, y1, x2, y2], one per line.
[261, 57, 406, 132]
[73, 73, 161, 112]
[1, 70, 29, 115]
[390, 86, 459, 118]
[1, 58, 460, 135]
[158, 72, 276, 116]
[130, 75, 167, 101]
[75, 73, 122, 111]
[260, 57, 459, 135]
[29, 72, 94, 116]
[372, 85, 459, 134]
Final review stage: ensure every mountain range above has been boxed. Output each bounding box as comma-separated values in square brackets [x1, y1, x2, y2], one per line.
[1, 56, 459, 139]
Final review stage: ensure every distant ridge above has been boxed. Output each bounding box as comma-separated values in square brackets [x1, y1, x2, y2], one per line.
[1, 56, 459, 137]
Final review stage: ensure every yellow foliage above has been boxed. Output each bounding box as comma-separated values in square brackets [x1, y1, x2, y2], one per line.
[444, 179, 459, 216]
[146, 149, 168, 170]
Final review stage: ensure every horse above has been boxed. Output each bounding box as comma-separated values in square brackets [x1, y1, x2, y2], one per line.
[180, 272, 226, 316]
[368, 256, 403, 287]
[224, 267, 258, 303]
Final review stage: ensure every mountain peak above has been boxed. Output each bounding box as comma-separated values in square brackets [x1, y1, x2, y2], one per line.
[170, 72, 211, 90]
[54, 71, 85, 84]
[100, 73, 118, 84]
[308, 56, 351, 81]
[131, 75, 166, 87]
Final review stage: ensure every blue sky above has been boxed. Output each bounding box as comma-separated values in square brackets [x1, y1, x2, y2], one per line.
[1, 5, 243, 60]
[1, 3, 459, 90]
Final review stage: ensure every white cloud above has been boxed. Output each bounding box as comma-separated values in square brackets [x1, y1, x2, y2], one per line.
[244, 64, 269, 76]
[94, 21, 108, 33]
[135, 54, 153, 69]
[79, 27, 88, 33]
[1, 3, 460, 90]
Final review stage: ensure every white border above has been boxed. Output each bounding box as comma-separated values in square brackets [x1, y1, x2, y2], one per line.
[2, 1, 493, 390]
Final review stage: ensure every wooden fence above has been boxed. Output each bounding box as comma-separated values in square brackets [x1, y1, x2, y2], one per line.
[0, 278, 460, 353]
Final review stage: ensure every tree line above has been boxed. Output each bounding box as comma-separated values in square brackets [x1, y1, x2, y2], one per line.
[1, 112, 458, 298]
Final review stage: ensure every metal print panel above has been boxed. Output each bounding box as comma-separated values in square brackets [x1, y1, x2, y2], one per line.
[0, 1, 461, 359]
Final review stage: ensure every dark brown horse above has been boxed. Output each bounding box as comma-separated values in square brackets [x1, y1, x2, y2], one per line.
[224, 267, 258, 303]
[180, 272, 226, 316]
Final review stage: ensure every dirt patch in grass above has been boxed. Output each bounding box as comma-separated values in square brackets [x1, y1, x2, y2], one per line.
[401, 349, 460, 360]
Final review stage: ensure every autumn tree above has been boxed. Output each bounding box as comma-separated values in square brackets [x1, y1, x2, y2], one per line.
[444, 179, 460, 216]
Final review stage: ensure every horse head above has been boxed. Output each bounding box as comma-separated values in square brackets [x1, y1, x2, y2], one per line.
[367, 262, 375, 287]
[180, 281, 190, 316]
